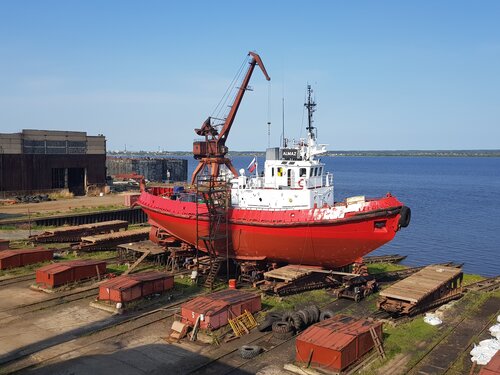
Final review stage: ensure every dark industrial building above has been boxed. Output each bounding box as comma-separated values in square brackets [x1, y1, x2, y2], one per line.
[0, 129, 106, 197]
[106, 157, 188, 182]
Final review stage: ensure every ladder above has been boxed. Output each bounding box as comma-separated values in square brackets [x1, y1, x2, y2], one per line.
[228, 310, 258, 337]
[370, 327, 386, 359]
[122, 250, 150, 276]
[203, 258, 223, 289]
[195, 175, 230, 289]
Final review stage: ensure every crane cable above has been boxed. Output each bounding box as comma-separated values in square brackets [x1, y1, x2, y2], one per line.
[211, 55, 249, 122]
[267, 81, 271, 148]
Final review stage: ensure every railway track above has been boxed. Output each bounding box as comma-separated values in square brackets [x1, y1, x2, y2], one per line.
[187, 298, 355, 375]
[464, 276, 500, 293]
[0, 285, 99, 316]
[0, 273, 36, 287]
[364, 254, 407, 264]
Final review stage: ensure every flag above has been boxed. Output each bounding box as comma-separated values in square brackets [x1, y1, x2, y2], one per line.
[247, 157, 257, 173]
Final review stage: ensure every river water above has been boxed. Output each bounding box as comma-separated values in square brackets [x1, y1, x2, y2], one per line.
[180, 155, 500, 276]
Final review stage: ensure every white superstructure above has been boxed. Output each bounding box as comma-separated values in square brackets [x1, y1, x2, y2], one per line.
[231, 124, 334, 210]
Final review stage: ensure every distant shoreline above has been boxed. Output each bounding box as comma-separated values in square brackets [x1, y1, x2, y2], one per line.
[108, 150, 500, 158]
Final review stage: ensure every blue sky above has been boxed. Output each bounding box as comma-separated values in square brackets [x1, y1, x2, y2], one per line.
[0, 1, 499, 151]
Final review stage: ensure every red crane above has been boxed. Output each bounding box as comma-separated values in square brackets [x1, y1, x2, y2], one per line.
[191, 52, 271, 184]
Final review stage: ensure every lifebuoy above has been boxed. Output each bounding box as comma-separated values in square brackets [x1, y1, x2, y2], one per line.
[298, 179, 305, 188]
[399, 206, 411, 228]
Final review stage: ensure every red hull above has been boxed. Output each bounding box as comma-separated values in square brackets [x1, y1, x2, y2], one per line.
[138, 191, 406, 268]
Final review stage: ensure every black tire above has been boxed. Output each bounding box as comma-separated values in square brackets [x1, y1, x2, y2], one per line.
[306, 305, 320, 323]
[266, 312, 283, 321]
[273, 330, 294, 340]
[292, 312, 304, 330]
[399, 206, 411, 228]
[354, 293, 361, 303]
[281, 311, 295, 323]
[240, 345, 261, 359]
[319, 309, 335, 321]
[257, 318, 274, 332]
[297, 310, 310, 326]
[272, 321, 293, 334]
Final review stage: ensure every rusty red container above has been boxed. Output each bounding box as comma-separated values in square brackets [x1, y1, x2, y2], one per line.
[228, 279, 237, 289]
[296, 314, 383, 372]
[181, 289, 261, 330]
[479, 351, 500, 375]
[0, 248, 53, 270]
[36, 259, 107, 288]
[98, 271, 174, 303]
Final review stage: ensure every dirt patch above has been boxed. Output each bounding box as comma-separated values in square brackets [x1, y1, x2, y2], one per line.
[0, 195, 125, 220]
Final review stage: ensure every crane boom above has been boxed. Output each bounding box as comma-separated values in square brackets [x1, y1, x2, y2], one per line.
[218, 52, 270, 144]
[191, 52, 270, 184]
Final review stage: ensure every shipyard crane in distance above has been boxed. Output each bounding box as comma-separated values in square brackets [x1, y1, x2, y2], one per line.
[191, 52, 271, 184]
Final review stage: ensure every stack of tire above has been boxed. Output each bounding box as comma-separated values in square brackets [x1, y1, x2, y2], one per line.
[258, 305, 336, 340]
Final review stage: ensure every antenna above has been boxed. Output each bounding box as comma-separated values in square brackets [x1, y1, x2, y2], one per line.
[304, 85, 316, 136]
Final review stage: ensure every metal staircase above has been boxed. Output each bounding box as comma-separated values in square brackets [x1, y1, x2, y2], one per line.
[195, 175, 230, 289]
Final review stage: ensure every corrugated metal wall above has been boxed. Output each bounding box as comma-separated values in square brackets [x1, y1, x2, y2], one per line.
[0, 154, 106, 192]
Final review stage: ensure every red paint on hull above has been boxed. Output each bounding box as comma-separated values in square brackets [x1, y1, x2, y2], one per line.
[138, 191, 405, 268]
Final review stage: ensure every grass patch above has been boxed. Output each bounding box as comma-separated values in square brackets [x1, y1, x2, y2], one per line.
[367, 262, 407, 274]
[0, 225, 17, 231]
[69, 204, 124, 214]
[462, 273, 484, 286]
[174, 274, 202, 296]
[105, 264, 129, 274]
[58, 250, 117, 261]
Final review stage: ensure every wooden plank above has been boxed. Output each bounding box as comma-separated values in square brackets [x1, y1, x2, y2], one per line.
[380, 265, 462, 303]
[264, 265, 315, 282]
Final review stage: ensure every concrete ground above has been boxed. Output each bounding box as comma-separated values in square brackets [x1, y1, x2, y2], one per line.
[0, 298, 113, 364]
[0, 279, 45, 314]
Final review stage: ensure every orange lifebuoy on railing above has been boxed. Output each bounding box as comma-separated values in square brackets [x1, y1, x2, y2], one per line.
[298, 179, 305, 188]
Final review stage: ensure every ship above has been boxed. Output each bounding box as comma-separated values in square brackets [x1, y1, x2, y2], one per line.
[137, 52, 410, 270]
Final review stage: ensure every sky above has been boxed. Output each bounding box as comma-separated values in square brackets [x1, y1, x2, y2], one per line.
[0, 1, 499, 151]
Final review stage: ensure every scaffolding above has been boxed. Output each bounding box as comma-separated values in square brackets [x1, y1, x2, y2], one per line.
[195, 175, 230, 289]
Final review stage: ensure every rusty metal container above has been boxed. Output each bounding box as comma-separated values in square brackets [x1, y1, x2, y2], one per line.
[98, 271, 174, 303]
[479, 351, 500, 375]
[295, 314, 383, 372]
[36, 260, 107, 288]
[180, 289, 261, 330]
[0, 248, 53, 270]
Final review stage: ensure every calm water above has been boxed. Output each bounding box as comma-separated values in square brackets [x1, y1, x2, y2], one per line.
[182, 156, 500, 276]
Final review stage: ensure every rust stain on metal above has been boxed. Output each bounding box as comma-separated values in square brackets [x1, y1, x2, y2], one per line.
[296, 314, 383, 372]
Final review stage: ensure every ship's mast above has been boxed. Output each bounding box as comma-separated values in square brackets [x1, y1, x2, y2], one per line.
[304, 85, 316, 139]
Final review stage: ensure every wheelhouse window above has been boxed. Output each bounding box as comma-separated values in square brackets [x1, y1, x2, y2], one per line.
[299, 168, 306, 177]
